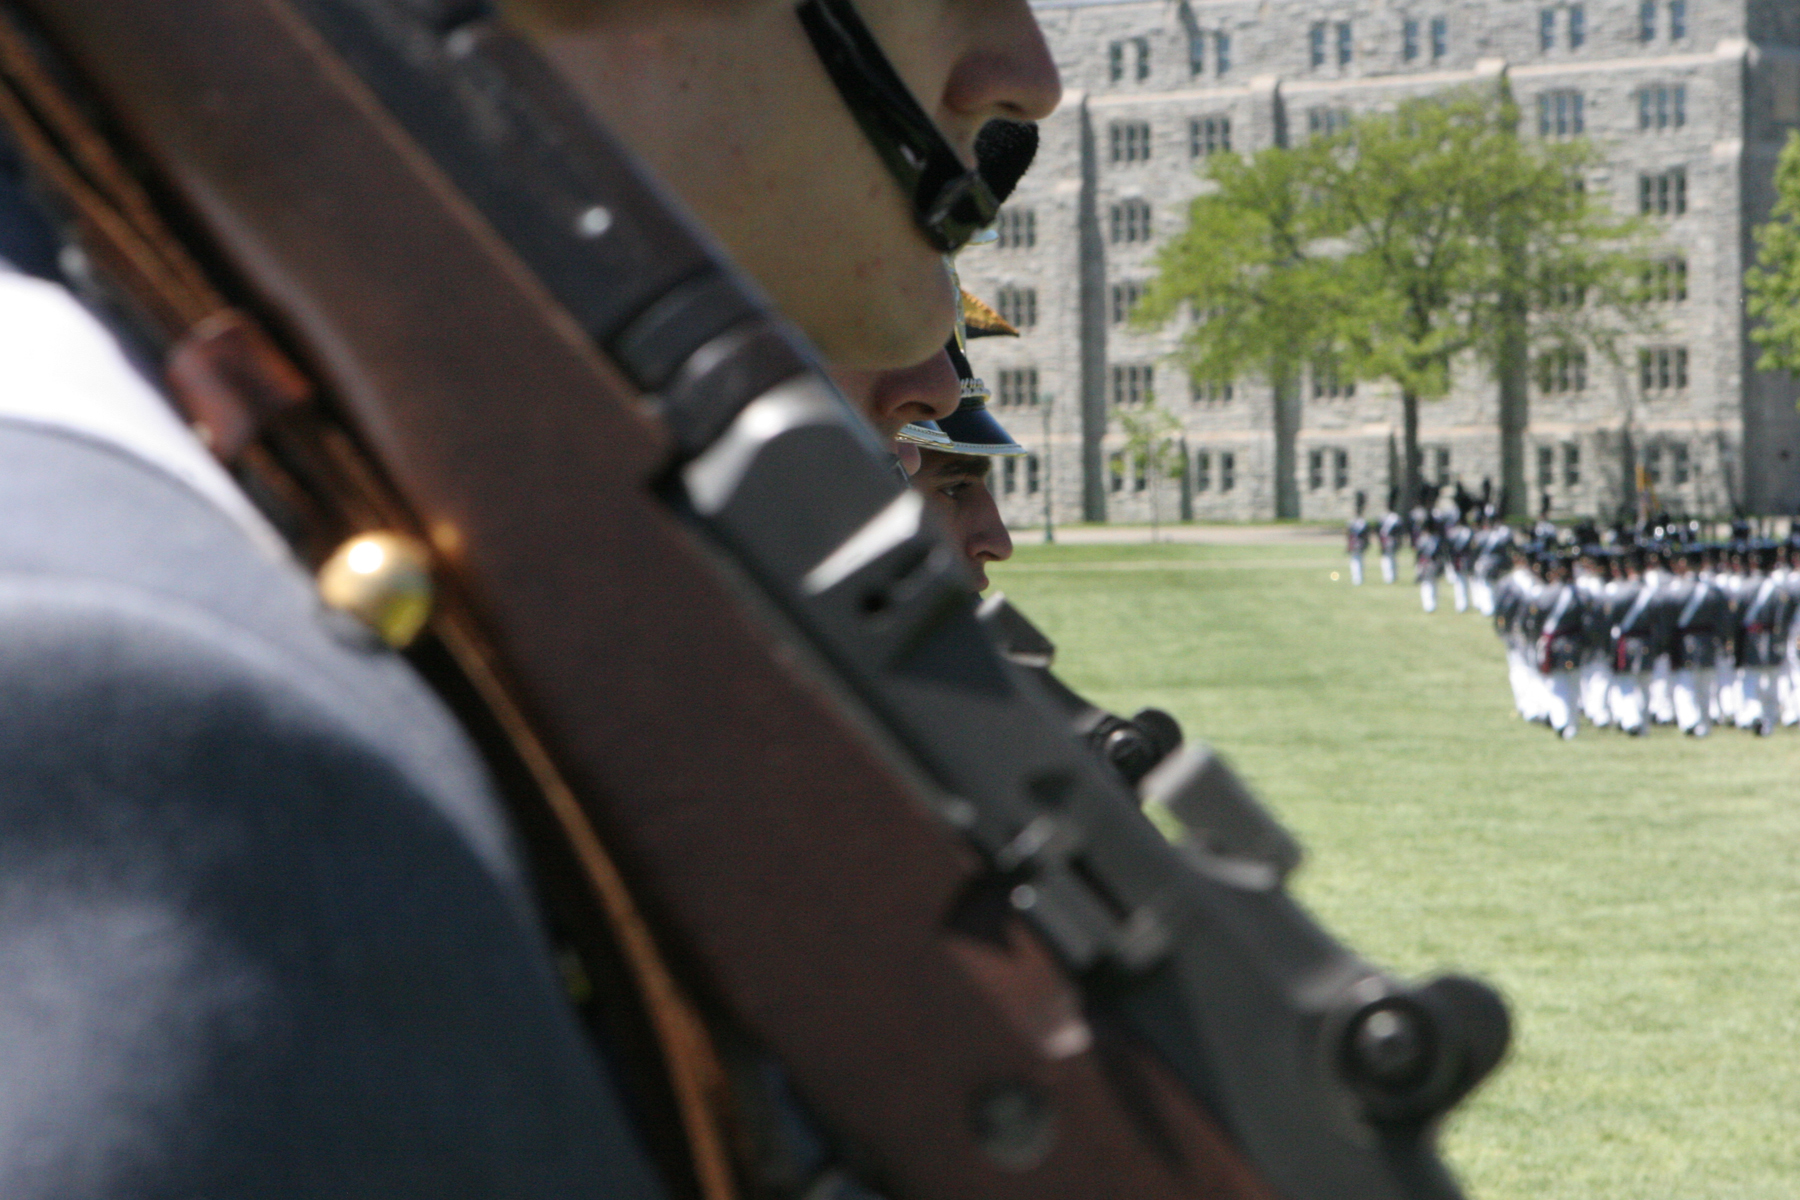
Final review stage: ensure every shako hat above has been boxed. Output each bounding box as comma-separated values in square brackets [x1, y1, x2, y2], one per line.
[935, 339, 1027, 456]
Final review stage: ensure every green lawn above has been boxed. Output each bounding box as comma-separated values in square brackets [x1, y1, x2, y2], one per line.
[988, 539, 1800, 1200]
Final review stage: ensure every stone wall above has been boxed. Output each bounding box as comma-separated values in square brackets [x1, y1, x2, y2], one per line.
[958, 0, 1800, 526]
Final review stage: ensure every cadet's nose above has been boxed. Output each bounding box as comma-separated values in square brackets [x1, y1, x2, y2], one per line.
[867, 349, 960, 434]
[943, 0, 1063, 129]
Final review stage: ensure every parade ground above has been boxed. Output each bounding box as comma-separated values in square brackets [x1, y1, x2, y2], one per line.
[989, 534, 1800, 1200]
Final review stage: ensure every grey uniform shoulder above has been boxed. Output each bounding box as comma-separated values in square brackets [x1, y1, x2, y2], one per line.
[0, 422, 666, 1199]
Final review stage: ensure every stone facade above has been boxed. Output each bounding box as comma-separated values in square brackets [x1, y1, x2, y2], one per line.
[959, 0, 1800, 528]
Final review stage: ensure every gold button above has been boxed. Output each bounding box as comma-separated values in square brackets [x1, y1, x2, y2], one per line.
[317, 532, 433, 649]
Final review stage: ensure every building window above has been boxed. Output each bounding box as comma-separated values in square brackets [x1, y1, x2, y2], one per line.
[1639, 168, 1687, 216]
[1308, 447, 1326, 491]
[1430, 16, 1447, 59]
[1334, 448, 1350, 490]
[1110, 280, 1146, 324]
[1669, 0, 1686, 39]
[1220, 450, 1236, 492]
[1403, 18, 1419, 61]
[1638, 345, 1690, 393]
[1310, 22, 1326, 68]
[1109, 198, 1153, 243]
[1537, 443, 1556, 489]
[1569, 4, 1585, 47]
[995, 286, 1037, 329]
[1001, 457, 1017, 495]
[1111, 363, 1154, 407]
[996, 207, 1036, 249]
[1638, 84, 1687, 130]
[1109, 451, 1125, 492]
[1538, 90, 1585, 137]
[1643, 256, 1688, 301]
[1187, 21, 1205, 76]
[1025, 454, 1041, 494]
[1336, 21, 1353, 66]
[1312, 358, 1355, 398]
[1109, 120, 1152, 163]
[1539, 8, 1556, 51]
[1195, 449, 1212, 492]
[1308, 107, 1352, 137]
[1536, 346, 1588, 393]
[996, 367, 1039, 407]
[1190, 115, 1232, 156]
[1109, 38, 1150, 84]
[1644, 442, 1692, 486]
[1216, 31, 1232, 75]
[1549, 280, 1587, 308]
[1191, 376, 1235, 403]
[1563, 443, 1581, 487]
[1639, 0, 1656, 42]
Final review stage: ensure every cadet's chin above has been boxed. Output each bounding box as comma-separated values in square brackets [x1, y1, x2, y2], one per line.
[806, 255, 957, 372]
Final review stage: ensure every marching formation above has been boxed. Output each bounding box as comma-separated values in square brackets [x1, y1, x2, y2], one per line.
[1347, 495, 1800, 740]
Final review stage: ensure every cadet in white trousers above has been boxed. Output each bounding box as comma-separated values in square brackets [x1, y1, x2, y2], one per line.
[1536, 560, 1584, 739]
[1379, 508, 1403, 584]
[1416, 522, 1443, 613]
[1347, 492, 1370, 587]
[1669, 552, 1726, 737]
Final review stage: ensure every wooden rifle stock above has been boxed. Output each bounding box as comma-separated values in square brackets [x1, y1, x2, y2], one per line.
[1, 2, 1504, 1198]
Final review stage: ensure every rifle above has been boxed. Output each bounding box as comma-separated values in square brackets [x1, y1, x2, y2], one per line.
[0, 2, 1508, 1197]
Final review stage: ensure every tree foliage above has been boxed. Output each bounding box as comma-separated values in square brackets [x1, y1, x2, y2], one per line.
[1116, 402, 1184, 537]
[1137, 85, 1645, 505]
[1746, 129, 1800, 378]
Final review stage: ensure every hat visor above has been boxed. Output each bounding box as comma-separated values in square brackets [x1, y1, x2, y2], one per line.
[896, 421, 954, 448]
[936, 406, 1027, 456]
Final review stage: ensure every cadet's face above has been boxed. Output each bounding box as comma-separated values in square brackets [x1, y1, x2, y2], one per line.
[829, 350, 961, 474]
[912, 450, 1012, 590]
[523, 0, 1059, 370]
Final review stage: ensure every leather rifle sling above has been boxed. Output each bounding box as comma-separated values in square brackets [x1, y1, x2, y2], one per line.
[7, 2, 1275, 1199]
[0, 11, 740, 1200]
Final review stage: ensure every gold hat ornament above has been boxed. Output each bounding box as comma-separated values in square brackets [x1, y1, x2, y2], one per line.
[961, 289, 1018, 339]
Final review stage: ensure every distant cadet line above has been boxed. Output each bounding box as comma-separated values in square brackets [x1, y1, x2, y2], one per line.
[995, 559, 1328, 572]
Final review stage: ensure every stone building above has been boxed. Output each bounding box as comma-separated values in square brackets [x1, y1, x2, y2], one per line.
[959, 0, 1800, 527]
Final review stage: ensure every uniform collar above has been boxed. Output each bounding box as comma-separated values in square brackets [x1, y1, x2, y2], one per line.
[0, 265, 287, 559]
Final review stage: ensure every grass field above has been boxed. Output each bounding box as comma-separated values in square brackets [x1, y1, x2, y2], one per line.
[988, 537, 1800, 1200]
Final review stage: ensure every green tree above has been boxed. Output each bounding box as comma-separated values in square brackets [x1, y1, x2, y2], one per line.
[1140, 84, 1644, 516]
[1117, 402, 1184, 540]
[1134, 142, 1351, 518]
[1746, 130, 1800, 378]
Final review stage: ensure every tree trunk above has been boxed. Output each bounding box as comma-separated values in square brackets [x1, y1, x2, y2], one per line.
[1402, 388, 1422, 509]
[1178, 436, 1194, 521]
[1494, 74, 1532, 521]
[1149, 460, 1161, 541]
[1498, 367, 1529, 521]
[1075, 99, 1109, 524]
[1496, 281, 1529, 520]
[1272, 362, 1300, 519]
